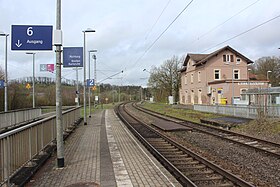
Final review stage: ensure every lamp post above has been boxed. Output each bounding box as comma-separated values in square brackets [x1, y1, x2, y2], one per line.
[82, 28, 95, 125]
[88, 50, 97, 118]
[26, 52, 36, 108]
[248, 68, 251, 104]
[266, 70, 272, 81]
[231, 65, 235, 105]
[0, 32, 9, 112]
[267, 70, 272, 106]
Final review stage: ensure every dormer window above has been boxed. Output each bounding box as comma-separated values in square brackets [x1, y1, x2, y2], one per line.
[223, 54, 234, 63]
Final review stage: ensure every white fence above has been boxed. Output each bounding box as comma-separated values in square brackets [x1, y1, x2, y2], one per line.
[0, 108, 42, 129]
[194, 104, 280, 119]
[0, 107, 81, 186]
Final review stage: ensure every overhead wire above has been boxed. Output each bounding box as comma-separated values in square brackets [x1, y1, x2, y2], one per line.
[128, 0, 194, 69]
[191, 0, 261, 46]
[201, 13, 280, 53]
[144, 0, 172, 41]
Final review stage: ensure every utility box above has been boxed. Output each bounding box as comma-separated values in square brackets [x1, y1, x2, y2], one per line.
[276, 97, 280, 105]
[168, 96, 174, 105]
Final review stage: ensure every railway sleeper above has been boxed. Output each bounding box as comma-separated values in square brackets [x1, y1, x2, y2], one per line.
[167, 157, 193, 162]
[146, 138, 166, 142]
[164, 154, 187, 158]
[160, 150, 184, 155]
[156, 148, 179, 152]
[176, 164, 206, 170]
[190, 175, 224, 182]
[173, 160, 199, 165]
[184, 169, 214, 176]
[194, 180, 233, 187]
[149, 141, 171, 146]
[199, 182, 234, 187]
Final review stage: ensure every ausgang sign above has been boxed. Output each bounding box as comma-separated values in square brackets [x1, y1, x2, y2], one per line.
[63, 47, 83, 67]
[11, 25, 53, 50]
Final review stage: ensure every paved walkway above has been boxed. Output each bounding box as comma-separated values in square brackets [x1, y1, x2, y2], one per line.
[27, 109, 181, 187]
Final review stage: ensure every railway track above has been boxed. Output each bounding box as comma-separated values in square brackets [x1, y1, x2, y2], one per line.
[116, 103, 254, 187]
[133, 103, 280, 158]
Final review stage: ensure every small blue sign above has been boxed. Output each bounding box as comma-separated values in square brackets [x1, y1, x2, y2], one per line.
[63, 47, 83, 67]
[11, 25, 53, 50]
[87, 79, 95, 87]
[0, 80, 4, 89]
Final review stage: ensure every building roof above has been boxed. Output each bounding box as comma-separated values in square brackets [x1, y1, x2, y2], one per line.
[182, 45, 254, 68]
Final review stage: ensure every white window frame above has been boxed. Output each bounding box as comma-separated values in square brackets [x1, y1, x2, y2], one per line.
[234, 69, 240, 80]
[198, 71, 201, 82]
[236, 58, 241, 64]
[214, 69, 220, 80]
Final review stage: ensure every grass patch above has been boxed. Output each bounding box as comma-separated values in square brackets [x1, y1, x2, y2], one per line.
[142, 102, 223, 123]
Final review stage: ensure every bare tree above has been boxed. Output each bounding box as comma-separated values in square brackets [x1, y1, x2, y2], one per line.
[148, 55, 183, 102]
[252, 56, 280, 86]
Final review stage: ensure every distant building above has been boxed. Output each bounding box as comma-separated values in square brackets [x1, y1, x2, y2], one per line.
[179, 46, 269, 105]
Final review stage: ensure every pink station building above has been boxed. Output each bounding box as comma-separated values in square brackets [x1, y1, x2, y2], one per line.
[179, 46, 268, 105]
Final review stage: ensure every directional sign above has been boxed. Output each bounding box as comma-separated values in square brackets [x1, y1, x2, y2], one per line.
[40, 64, 55, 72]
[63, 47, 83, 67]
[87, 79, 95, 87]
[11, 25, 53, 50]
[0, 80, 4, 89]
[40, 64, 47, 71]
[47, 64, 54, 72]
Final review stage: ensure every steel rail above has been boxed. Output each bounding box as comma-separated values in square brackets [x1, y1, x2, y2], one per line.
[134, 103, 280, 158]
[116, 102, 254, 187]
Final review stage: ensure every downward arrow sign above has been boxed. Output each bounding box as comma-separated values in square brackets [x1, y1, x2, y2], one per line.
[15, 40, 22, 48]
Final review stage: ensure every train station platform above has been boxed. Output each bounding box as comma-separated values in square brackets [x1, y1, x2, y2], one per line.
[26, 109, 181, 187]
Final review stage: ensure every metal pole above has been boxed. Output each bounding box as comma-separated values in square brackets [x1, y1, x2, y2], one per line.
[118, 86, 120, 102]
[32, 53, 35, 108]
[88, 51, 91, 118]
[83, 32, 87, 125]
[88, 51, 97, 117]
[232, 65, 234, 105]
[4, 34, 8, 112]
[94, 54, 97, 105]
[76, 67, 79, 106]
[55, 0, 64, 168]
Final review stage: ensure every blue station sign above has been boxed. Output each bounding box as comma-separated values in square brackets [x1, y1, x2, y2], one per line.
[0, 80, 4, 89]
[87, 79, 95, 87]
[11, 25, 53, 50]
[63, 47, 83, 67]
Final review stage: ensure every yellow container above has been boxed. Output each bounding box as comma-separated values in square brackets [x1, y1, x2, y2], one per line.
[221, 98, 227, 105]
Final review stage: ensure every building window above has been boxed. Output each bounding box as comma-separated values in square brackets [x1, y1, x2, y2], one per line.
[198, 71, 201, 82]
[234, 69, 239, 79]
[236, 58, 241, 64]
[185, 75, 187, 84]
[214, 69, 220, 80]
[223, 54, 234, 63]
[191, 73, 194, 83]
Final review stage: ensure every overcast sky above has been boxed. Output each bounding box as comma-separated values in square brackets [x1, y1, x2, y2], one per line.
[0, 0, 280, 86]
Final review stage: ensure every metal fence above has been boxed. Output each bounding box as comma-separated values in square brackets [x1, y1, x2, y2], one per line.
[194, 104, 280, 119]
[0, 107, 81, 185]
[0, 108, 42, 130]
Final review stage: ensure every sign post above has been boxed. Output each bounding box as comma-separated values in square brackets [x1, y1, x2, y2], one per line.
[11, 25, 53, 51]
